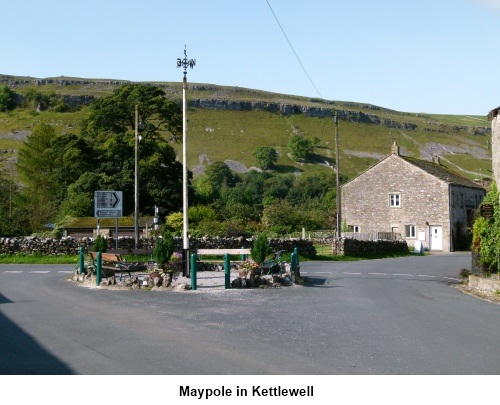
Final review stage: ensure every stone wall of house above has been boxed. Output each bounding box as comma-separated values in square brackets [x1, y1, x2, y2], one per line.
[341, 153, 452, 251]
[0, 236, 316, 257]
[490, 110, 500, 187]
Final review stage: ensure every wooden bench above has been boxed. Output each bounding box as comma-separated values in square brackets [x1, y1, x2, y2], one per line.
[196, 248, 251, 271]
[196, 248, 251, 256]
[89, 251, 136, 280]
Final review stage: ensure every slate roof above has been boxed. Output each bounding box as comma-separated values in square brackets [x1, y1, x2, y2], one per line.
[400, 156, 484, 189]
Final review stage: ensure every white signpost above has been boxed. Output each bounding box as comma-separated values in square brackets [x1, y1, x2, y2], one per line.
[94, 191, 123, 218]
[94, 191, 123, 251]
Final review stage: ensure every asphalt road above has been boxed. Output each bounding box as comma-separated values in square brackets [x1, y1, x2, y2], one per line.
[0, 253, 499, 375]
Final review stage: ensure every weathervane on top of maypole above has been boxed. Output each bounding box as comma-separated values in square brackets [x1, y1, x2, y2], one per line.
[176, 45, 196, 277]
[177, 46, 196, 79]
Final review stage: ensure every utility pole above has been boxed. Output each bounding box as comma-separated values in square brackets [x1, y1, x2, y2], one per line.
[177, 46, 196, 276]
[134, 104, 139, 249]
[334, 112, 341, 238]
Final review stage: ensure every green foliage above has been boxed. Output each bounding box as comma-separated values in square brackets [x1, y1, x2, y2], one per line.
[253, 146, 278, 170]
[288, 133, 314, 161]
[472, 182, 500, 272]
[81, 83, 182, 142]
[0, 85, 15, 112]
[154, 231, 175, 268]
[251, 233, 270, 264]
[188, 205, 218, 226]
[165, 212, 183, 233]
[93, 235, 107, 253]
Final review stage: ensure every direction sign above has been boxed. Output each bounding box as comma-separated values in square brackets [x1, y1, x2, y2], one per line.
[94, 191, 123, 218]
[95, 210, 123, 218]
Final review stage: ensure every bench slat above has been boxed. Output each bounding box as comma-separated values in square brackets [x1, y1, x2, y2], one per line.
[197, 249, 251, 255]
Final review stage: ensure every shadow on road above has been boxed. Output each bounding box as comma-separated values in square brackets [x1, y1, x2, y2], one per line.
[0, 292, 74, 375]
[301, 277, 339, 288]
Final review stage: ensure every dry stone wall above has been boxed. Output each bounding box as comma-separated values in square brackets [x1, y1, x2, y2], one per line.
[0, 236, 316, 256]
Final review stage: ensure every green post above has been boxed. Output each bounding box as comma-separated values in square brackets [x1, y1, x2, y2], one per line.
[291, 252, 298, 283]
[79, 247, 85, 275]
[96, 251, 102, 286]
[293, 247, 299, 265]
[241, 246, 247, 261]
[190, 253, 197, 291]
[224, 253, 231, 289]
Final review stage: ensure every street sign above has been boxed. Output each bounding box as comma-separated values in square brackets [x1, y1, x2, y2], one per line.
[94, 191, 123, 218]
[95, 209, 122, 218]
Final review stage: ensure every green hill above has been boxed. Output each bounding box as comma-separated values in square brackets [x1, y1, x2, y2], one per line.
[0, 74, 492, 183]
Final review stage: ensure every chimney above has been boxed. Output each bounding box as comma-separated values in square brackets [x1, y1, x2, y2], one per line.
[391, 140, 400, 156]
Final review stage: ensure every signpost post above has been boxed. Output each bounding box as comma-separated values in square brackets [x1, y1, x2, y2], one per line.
[94, 191, 123, 250]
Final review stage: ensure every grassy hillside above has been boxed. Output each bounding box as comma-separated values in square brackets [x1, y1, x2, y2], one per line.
[0, 74, 492, 183]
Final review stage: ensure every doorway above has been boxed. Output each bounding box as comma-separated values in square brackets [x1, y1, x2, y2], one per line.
[429, 226, 443, 250]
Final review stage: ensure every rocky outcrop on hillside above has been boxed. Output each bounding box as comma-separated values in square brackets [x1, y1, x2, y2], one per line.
[188, 98, 420, 130]
[1, 74, 490, 134]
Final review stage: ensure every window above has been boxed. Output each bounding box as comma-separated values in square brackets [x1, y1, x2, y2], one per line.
[405, 225, 416, 238]
[353, 225, 360, 233]
[389, 193, 401, 207]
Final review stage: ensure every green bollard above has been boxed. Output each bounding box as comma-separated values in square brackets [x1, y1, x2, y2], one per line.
[224, 253, 231, 289]
[294, 247, 299, 265]
[79, 247, 85, 275]
[291, 252, 298, 283]
[190, 254, 197, 291]
[96, 251, 102, 286]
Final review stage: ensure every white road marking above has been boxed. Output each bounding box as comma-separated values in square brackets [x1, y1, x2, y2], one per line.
[418, 275, 435, 278]
[5, 271, 23, 273]
[58, 271, 74, 274]
[315, 272, 332, 274]
[343, 272, 362, 275]
[29, 271, 50, 274]
[443, 276, 461, 282]
[367, 272, 387, 275]
[393, 273, 413, 277]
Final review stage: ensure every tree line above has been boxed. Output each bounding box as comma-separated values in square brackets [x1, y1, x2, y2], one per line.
[0, 84, 339, 237]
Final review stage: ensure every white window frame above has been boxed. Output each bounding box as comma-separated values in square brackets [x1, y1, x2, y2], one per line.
[389, 193, 401, 207]
[353, 225, 360, 233]
[405, 225, 416, 239]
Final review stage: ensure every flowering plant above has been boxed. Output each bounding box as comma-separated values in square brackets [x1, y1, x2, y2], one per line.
[238, 259, 260, 275]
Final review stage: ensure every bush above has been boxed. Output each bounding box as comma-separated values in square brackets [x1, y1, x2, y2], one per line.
[92, 235, 107, 252]
[251, 233, 270, 264]
[154, 231, 175, 269]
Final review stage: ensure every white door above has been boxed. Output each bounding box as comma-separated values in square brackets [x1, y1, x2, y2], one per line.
[430, 226, 443, 250]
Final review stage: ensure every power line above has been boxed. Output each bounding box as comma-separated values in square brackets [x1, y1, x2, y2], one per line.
[265, 0, 323, 99]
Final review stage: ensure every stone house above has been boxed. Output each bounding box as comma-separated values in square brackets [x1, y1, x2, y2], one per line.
[488, 106, 500, 186]
[341, 142, 485, 252]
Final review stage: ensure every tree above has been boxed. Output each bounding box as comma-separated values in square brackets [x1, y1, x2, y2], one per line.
[253, 146, 278, 170]
[73, 84, 185, 218]
[81, 83, 182, 142]
[0, 85, 15, 111]
[17, 124, 59, 231]
[288, 133, 314, 161]
[196, 161, 237, 203]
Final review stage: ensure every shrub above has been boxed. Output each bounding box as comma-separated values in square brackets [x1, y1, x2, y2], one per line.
[251, 233, 270, 264]
[92, 235, 107, 252]
[154, 231, 175, 270]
